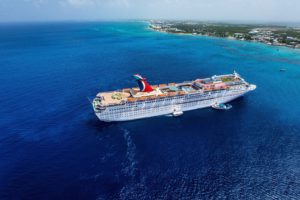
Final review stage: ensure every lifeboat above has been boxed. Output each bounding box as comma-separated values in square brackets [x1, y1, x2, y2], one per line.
[127, 97, 136, 102]
[178, 91, 186, 96]
[138, 97, 147, 101]
[168, 92, 177, 96]
[158, 93, 167, 98]
[148, 95, 156, 100]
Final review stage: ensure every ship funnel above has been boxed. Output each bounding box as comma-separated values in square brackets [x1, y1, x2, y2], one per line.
[133, 74, 154, 92]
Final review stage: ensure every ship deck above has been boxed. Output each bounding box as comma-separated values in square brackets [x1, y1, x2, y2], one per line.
[95, 73, 246, 106]
[96, 92, 131, 106]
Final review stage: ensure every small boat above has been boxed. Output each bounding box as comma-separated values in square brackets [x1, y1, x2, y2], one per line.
[280, 68, 286, 72]
[212, 103, 232, 110]
[173, 111, 183, 116]
[172, 108, 183, 116]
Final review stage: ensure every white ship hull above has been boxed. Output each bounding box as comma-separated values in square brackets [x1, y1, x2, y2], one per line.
[95, 87, 253, 122]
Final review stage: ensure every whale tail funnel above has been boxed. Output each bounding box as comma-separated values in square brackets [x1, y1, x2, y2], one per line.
[133, 74, 154, 92]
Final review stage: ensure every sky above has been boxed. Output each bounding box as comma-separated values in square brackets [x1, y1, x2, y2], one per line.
[0, 0, 300, 22]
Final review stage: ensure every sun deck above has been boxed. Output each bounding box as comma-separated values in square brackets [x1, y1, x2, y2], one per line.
[96, 91, 131, 106]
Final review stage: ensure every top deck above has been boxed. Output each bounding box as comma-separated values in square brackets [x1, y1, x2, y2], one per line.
[96, 91, 131, 106]
[95, 73, 248, 106]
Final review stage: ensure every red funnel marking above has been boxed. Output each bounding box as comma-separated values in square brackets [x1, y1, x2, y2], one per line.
[133, 74, 154, 92]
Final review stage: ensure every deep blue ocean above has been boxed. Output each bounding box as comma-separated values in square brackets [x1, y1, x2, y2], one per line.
[0, 21, 300, 199]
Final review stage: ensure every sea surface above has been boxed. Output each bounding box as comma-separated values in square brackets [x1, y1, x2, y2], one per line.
[0, 21, 300, 200]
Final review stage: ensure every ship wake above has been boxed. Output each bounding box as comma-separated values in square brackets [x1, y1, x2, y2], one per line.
[119, 128, 148, 200]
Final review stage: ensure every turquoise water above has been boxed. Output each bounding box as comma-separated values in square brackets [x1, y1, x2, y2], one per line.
[0, 21, 300, 199]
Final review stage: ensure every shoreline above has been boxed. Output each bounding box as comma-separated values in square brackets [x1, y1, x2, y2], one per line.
[149, 23, 300, 50]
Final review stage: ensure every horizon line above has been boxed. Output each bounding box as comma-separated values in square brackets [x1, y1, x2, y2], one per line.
[0, 19, 299, 27]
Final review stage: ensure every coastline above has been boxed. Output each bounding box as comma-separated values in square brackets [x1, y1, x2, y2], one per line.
[148, 22, 300, 50]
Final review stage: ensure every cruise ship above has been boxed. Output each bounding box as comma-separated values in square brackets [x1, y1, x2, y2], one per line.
[93, 72, 256, 122]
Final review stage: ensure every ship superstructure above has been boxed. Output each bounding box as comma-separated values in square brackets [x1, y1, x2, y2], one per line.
[93, 72, 256, 122]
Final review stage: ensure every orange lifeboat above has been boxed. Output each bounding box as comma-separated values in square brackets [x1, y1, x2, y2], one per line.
[168, 92, 177, 96]
[158, 93, 167, 98]
[148, 95, 156, 100]
[127, 97, 136, 102]
[138, 97, 147, 101]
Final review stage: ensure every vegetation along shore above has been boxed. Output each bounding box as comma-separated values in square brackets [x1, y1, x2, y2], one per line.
[150, 20, 300, 49]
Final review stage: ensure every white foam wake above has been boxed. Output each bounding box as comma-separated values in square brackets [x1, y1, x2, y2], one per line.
[119, 129, 148, 200]
[122, 129, 137, 177]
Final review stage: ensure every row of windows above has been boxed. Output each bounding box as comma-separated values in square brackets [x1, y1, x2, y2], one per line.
[105, 91, 243, 114]
[102, 91, 245, 119]
[104, 98, 214, 118]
